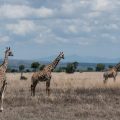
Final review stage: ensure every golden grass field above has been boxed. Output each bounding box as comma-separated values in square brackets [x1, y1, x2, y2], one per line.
[1, 72, 120, 120]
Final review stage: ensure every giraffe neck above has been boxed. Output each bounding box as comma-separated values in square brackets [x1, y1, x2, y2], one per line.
[1, 52, 9, 70]
[114, 63, 120, 71]
[48, 55, 61, 71]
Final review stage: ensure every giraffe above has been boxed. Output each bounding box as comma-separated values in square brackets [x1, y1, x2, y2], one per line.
[0, 47, 13, 112]
[103, 63, 120, 84]
[31, 52, 64, 96]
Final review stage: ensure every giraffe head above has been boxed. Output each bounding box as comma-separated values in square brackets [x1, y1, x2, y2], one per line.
[5, 47, 13, 56]
[59, 52, 64, 59]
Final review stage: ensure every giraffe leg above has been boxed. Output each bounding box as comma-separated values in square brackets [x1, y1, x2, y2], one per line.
[0, 81, 7, 112]
[0, 95, 3, 112]
[103, 77, 108, 84]
[46, 80, 50, 96]
[113, 76, 116, 82]
[33, 86, 36, 96]
[3, 80, 7, 93]
[33, 82, 37, 96]
[0, 90, 5, 112]
[31, 80, 38, 97]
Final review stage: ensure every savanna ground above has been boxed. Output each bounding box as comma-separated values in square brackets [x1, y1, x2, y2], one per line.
[1, 72, 120, 120]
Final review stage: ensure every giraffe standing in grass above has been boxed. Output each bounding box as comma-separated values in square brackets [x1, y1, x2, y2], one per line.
[0, 47, 13, 112]
[103, 63, 120, 84]
[31, 52, 64, 96]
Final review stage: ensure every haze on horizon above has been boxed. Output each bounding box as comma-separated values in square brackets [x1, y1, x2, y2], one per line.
[0, 0, 120, 61]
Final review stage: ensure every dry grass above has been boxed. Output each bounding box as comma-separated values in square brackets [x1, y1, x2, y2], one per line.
[1, 72, 120, 120]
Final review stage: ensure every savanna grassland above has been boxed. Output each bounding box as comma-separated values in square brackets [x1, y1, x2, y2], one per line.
[1, 72, 120, 120]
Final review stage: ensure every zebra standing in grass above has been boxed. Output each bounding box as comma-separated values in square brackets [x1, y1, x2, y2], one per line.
[103, 63, 120, 84]
[0, 47, 13, 112]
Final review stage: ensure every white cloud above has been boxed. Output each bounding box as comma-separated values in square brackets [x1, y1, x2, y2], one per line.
[6, 20, 35, 35]
[101, 33, 120, 44]
[92, 0, 116, 12]
[88, 11, 101, 18]
[67, 25, 78, 33]
[59, 0, 90, 17]
[0, 5, 31, 19]
[35, 7, 53, 18]
[34, 25, 69, 44]
[0, 4, 53, 19]
[104, 23, 119, 30]
[78, 41, 89, 46]
[55, 37, 69, 43]
[0, 0, 120, 59]
[0, 36, 10, 43]
[34, 26, 53, 44]
[1, 0, 120, 48]
[94, 0, 109, 11]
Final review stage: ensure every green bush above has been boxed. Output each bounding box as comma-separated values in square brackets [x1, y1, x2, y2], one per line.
[55, 67, 66, 72]
[108, 65, 113, 68]
[66, 63, 75, 73]
[96, 63, 105, 71]
[19, 65, 25, 79]
[11, 69, 18, 73]
[87, 67, 93, 71]
[31, 62, 40, 71]
[26, 69, 31, 72]
[39, 64, 45, 70]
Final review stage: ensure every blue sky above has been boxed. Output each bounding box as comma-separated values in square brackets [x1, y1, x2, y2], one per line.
[0, 0, 120, 60]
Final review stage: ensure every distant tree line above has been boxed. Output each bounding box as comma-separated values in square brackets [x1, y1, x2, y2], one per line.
[55, 63, 115, 73]
[6, 62, 115, 74]
[54, 62, 81, 73]
[7, 62, 46, 73]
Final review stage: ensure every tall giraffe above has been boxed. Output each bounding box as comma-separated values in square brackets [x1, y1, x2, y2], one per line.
[31, 52, 64, 96]
[0, 47, 13, 112]
[103, 63, 120, 84]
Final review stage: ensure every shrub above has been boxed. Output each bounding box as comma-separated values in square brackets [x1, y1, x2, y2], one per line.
[55, 67, 66, 72]
[66, 63, 75, 73]
[11, 69, 18, 73]
[66, 62, 79, 73]
[87, 67, 93, 72]
[39, 64, 45, 70]
[26, 69, 31, 72]
[108, 65, 113, 69]
[19, 65, 25, 79]
[96, 63, 105, 71]
[31, 62, 40, 71]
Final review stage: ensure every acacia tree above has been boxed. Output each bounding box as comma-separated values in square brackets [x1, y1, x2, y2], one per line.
[96, 64, 105, 71]
[19, 65, 25, 79]
[66, 63, 75, 73]
[73, 62, 79, 70]
[66, 61, 79, 73]
[31, 62, 40, 71]
[109, 65, 113, 69]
